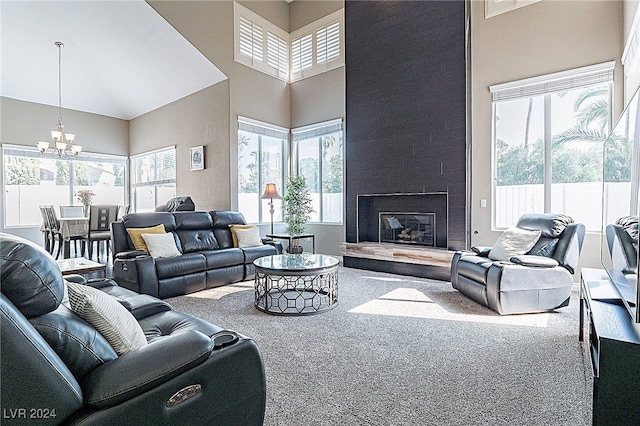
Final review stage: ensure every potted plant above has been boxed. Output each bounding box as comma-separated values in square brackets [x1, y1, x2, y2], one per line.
[282, 175, 314, 254]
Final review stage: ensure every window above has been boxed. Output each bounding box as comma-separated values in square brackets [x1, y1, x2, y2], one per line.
[238, 118, 287, 224]
[131, 147, 176, 213]
[2, 144, 126, 227]
[234, 2, 344, 83]
[290, 10, 344, 81]
[490, 62, 614, 231]
[292, 119, 343, 223]
[234, 2, 289, 81]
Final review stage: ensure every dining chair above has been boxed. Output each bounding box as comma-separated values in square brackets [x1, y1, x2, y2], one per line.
[85, 205, 119, 260]
[59, 205, 84, 218]
[42, 205, 63, 260]
[39, 205, 54, 254]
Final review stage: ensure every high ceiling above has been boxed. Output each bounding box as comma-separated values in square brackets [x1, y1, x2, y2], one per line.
[1, 1, 227, 120]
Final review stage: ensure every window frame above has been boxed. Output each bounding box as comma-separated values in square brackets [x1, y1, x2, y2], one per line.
[130, 146, 177, 213]
[290, 9, 344, 82]
[234, 2, 289, 81]
[292, 118, 344, 224]
[237, 117, 288, 224]
[490, 62, 615, 231]
[2, 143, 128, 228]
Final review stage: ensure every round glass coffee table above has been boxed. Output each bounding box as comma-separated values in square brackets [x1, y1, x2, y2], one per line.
[253, 254, 339, 315]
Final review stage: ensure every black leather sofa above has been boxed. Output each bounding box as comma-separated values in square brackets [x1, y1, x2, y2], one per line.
[0, 233, 266, 425]
[111, 210, 281, 299]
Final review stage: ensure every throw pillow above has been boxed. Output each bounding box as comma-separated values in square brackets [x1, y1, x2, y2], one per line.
[66, 281, 148, 355]
[141, 232, 182, 258]
[126, 224, 166, 252]
[235, 226, 264, 248]
[488, 226, 542, 261]
[229, 224, 253, 247]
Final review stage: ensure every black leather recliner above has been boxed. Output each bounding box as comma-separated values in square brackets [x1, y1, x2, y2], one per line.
[606, 215, 638, 275]
[451, 213, 585, 315]
[154, 196, 196, 212]
[0, 233, 266, 425]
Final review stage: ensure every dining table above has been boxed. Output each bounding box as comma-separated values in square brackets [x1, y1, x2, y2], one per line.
[58, 217, 89, 258]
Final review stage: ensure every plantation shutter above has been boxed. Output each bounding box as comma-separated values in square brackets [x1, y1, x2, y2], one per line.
[267, 32, 288, 75]
[291, 34, 312, 74]
[239, 16, 263, 62]
[317, 21, 340, 65]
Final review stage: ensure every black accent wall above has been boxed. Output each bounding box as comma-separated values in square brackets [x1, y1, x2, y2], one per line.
[345, 0, 467, 251]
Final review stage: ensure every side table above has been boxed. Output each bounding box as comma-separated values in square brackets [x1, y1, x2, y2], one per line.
[266, 233, 315, 254]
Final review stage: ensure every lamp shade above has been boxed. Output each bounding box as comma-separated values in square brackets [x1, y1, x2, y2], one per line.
[261, 183, 281, 199]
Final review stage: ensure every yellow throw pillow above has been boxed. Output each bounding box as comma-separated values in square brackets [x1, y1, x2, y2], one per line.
[229, 224, 254, 248]
[126, 224, 166, 253]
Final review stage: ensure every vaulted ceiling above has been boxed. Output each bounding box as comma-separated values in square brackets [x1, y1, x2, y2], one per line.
[1, 1, 227, 120]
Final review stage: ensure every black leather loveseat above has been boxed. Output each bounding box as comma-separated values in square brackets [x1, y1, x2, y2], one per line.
[111, 210, 281, 299]
[0, 233, 266, 425]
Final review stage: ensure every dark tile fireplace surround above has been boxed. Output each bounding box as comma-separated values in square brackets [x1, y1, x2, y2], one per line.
[343, 1, 467, 281]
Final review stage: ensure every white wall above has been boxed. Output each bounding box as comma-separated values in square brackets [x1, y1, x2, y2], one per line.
[470, 0, 624, 272]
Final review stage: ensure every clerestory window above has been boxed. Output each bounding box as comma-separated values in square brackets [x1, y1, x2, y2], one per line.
[234, 2, 344, 83]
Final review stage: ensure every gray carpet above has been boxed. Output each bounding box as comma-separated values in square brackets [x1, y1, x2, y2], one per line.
[167, 266, 592, 426]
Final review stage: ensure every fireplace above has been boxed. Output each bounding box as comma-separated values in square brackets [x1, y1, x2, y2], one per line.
[357, 192, 448, 249]
[379, 212, 435, 246]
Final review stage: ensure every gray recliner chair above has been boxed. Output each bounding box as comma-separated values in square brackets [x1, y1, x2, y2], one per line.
[451, 213, 585, 315]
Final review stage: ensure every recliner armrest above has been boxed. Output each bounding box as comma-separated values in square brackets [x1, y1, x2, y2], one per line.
[115, 250, 148, 260]
[509, 255, 559, 268]
[471, 246, 492, 257]
[82, 330, 214, 409]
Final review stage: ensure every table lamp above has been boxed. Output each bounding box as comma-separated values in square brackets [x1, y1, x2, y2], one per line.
[261, 183, 282, 234]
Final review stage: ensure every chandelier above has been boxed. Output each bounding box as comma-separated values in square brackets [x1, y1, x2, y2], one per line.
[36, 42, 82, 157]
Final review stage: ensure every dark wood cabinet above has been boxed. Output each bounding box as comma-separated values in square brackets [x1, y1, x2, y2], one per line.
[580, 268, 640, 425]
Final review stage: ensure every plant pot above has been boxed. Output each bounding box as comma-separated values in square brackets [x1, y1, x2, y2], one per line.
[288, 245, 303, 254]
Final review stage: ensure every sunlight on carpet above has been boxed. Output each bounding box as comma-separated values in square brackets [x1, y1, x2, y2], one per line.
[349, 287, 550, 327]
[186, 281, 253, 300]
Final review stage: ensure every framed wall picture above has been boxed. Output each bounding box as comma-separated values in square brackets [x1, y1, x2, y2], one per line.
[190, 146, 204, 171]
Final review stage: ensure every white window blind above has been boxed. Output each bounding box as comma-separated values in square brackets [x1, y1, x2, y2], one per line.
[291, 34, 313, 74]
[238, 116, 289, 140]
[490, 61, 615, 102]
[292, 118, 343, 141]
[316, 21, 340, 65]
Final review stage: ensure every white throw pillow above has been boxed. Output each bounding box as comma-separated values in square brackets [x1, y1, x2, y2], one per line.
[141, 232, 181, 258]
[66, 281, 147, 355]
[488, 226, 541, 261]
[235, 226, 264, 248]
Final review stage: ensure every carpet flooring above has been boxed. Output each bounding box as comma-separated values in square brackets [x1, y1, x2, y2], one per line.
[167, 266, 592, 426]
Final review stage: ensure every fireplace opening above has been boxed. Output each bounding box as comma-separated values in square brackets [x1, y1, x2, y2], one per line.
[357, 192, 448, 249]
[379, 212, 435, 246]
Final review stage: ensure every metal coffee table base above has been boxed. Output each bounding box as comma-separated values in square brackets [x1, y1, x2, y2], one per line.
[254, 269, 338, 315]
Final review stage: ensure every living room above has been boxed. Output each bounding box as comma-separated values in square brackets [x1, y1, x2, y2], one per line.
[1, 0, 639, 425]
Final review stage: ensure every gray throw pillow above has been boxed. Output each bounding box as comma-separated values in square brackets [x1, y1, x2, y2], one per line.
[66, 282, 148, 355]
